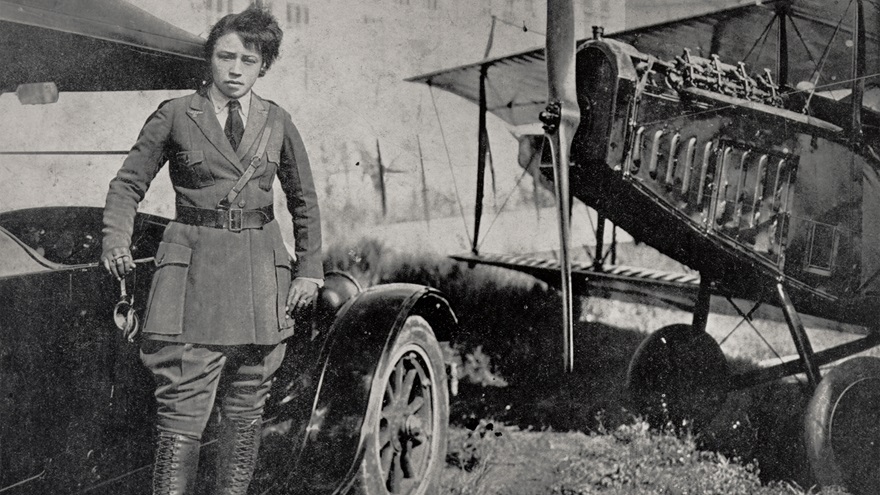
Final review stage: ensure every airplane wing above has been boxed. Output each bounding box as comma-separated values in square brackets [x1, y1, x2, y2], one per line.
[452, 252, 701, 312]
[0, 0, 206, 93]
[406, 0, 880, 127]
[452, 252, 873, 333]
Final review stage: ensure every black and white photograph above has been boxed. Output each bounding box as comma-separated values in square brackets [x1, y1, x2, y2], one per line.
[2, 0, 880, 493]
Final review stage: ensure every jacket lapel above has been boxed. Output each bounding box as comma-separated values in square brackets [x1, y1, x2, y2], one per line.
[186, 90, 244, 172]
[236, 93, 270, 162]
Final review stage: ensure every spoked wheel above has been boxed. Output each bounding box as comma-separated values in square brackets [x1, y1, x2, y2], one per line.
[626, 324, 730, 430]
[805, 356, 880, 495]
[358, 316, 448, 495]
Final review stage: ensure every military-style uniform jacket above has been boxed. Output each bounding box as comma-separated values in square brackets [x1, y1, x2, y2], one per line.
[102, 89, 323, 345]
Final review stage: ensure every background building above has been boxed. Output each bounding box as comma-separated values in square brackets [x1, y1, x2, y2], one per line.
[4, 1, 699, 256]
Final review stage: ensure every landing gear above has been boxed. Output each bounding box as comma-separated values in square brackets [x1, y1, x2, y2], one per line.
[358, 316, 449, 495]
[805, 356, 880, 495]
[626, 323, 730, 429]
[627, 279, 729, 429]
[625, 276, 880, 494]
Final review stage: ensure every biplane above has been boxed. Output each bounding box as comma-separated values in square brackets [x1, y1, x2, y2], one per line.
[0, 1, 454, 494]
[408, 0, 880, 492]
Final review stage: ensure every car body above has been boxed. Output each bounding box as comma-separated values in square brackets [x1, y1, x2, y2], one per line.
[0, 207, 165, 492]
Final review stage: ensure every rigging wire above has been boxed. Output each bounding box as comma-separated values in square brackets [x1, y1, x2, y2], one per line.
[473, 73, 550, 251]
[742, 12, 777, 64]
[492, 15, 545, 37]
[0, 471, 45, 493]
[752, 17, 773, 69]
[428, 84, 474, 248]
[719, 299, 807, 388]
[803, 0, 854, 109]
[475, 162, 534, 252]
[787, 14, 820, 72]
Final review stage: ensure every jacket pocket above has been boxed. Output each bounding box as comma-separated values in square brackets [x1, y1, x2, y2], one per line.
[176, 150, 215, 188]
[143, 242, 193, 335]
[274, 245, 294, 330]
[259, 150, 280, 191]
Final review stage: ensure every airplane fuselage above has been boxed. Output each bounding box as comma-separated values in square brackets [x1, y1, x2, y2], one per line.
[565, 38, 880, 327]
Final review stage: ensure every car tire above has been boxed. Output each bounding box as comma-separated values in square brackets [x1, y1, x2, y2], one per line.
[355, 315, 449, 495]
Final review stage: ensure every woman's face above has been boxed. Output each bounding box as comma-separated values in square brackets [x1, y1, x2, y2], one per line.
[210, 32, 263, 100]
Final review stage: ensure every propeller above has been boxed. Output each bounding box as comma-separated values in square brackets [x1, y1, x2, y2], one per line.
[541, 0, 581, 373]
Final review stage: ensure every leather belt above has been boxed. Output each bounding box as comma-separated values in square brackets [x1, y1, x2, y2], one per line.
[175, 204, 274, 232]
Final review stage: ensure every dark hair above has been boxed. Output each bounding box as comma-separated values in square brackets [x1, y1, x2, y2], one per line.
[204, 6, 283, 76]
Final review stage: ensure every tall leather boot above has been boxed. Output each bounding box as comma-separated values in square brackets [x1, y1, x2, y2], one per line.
[213, 418, 262, 495]
[152, 431, 201, 495]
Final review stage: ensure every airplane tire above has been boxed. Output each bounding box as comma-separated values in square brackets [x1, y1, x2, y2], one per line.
[805, 356, 880, 495]
[626, 324, 730, 430]
[356, 315, 449, 495]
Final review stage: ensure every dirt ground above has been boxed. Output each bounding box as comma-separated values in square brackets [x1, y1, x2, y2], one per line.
[442, 428, 593, 495]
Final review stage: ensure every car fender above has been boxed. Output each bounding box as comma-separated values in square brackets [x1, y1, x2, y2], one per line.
[293, 282, 456, 494]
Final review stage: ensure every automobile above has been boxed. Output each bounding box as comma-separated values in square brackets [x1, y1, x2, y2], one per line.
[0, 2, 454, 494]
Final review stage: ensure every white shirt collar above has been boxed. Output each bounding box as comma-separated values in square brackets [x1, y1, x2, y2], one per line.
[208, 84, 251, 122]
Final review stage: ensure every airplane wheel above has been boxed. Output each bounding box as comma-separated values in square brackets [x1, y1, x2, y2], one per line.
[626, 324, 730, 430]
[805, 356, 880, 495]
[357, 316, 449, 495]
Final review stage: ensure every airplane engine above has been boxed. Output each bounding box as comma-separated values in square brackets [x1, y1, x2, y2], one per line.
[571, 36, 638, 171]
[566, 34, 876, 324]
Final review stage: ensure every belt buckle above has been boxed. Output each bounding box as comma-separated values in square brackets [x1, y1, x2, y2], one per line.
[228, 208, 243, 232]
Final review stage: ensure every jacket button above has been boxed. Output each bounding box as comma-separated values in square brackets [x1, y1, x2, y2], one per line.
[238, 200, 247, 208]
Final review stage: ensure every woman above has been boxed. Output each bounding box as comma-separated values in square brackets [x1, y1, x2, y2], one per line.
[101, 7, 322, 494]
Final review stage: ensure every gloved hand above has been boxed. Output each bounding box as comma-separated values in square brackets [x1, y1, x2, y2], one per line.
[101, 246, 135, 280]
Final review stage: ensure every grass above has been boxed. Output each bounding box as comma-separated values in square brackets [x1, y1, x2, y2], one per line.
[441, 420, 853, 495]
[443, 420, 508, 495]
[323, 238, 857, 494]
[548, 421, 848, 495]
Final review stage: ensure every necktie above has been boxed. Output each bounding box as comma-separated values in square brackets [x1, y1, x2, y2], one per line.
[225, 99, 244, 150]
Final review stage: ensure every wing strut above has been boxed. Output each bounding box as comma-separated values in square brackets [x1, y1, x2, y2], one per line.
[542, 0, 581, 372]
[851, 0, 865, 144]
[473, 64, 490, 255]
[776, 7, 788, 87]
[593, 213, 605, 271]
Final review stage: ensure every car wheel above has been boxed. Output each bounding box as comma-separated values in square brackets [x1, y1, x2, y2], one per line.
[356, 315, 449, 495]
